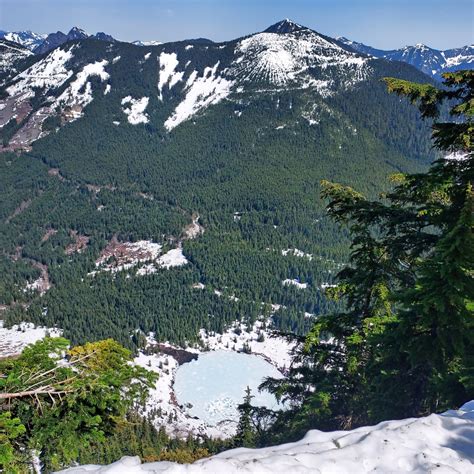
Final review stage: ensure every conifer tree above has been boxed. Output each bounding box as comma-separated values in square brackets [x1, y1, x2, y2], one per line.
[262, 70, 473, 439]
[234, 386, 256, 448]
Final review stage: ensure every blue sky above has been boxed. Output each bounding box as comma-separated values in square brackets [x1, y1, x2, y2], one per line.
[1, 0, 473, 49]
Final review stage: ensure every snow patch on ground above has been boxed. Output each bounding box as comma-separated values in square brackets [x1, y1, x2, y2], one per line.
[282, 278, 308, 289]
[91, 239, 188, 276]
[156, 247, 188, 269]
[57, 400, 474, 473]
[92, 239, 162, 275]
[158, 52, 183, 99]
[121, 96, 149, 124]
[281, 248, 313, 260]
[446, 151, 469, 161]
[164, 63, 233, 131]
[56, 60, 109, 117]
[0, 320, 62, 358]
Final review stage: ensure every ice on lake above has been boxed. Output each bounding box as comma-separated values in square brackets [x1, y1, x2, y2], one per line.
[174, 351, 284, 426]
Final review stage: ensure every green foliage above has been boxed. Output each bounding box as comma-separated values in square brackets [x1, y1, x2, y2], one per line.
[234, 387, 256, 448]
[0, 412, 27, 473]
[261, 70, 473, 441]
[75, 412, 226, 466]
[0, 337, 156, 472]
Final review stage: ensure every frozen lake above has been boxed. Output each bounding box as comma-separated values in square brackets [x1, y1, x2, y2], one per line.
[174, 351, 284, 426]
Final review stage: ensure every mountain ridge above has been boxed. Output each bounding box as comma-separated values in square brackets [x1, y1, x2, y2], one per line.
[337, 36, 474, 79]
[2, 19, 472, 81]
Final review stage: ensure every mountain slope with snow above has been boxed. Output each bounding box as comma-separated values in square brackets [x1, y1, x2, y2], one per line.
[0, 39, 33, 82]
[338, 36, 474, 79]
[0, 19, 380, 149]
[58, 400, 474, 473]
[0, 19, 437, 350]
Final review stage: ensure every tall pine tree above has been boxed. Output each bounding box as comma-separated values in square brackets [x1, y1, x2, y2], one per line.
[261, 70, 473, 440]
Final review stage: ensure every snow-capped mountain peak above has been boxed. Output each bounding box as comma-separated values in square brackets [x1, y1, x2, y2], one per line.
[0, 30, 47, 51]
[264, 19, 307, 35]
[33, 27, 115, 55]
[232, 21, 369, 89]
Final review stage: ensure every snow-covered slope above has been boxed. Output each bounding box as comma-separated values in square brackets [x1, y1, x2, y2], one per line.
[160, 20, 369, 130]
[0, 39, 33, 80]
[338, 36, 474, 79]
[0, 42, 119, 148]
[0, 320, 62, 357]
[57, 400, 474, 473]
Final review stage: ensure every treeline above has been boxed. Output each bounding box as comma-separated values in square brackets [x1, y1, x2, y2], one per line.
[241, 71, 473, 446]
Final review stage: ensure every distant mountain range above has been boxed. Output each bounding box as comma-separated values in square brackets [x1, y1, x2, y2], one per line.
[0, 30, 46, 50]
[0, 19, 439, 346]
[337, 37, 474, 79]
[0, 28, 116, 55]
[0, 24, 472, 79]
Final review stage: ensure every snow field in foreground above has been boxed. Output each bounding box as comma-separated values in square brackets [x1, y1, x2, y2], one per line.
[57, 401, 474, 473]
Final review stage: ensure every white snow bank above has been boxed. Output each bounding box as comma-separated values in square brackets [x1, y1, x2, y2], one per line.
[56, 60, 110, 115]
[158, 52, 183, 99]
[282, 278, 308, 289]
[156, 247, 188, 269]
[0, 320, 62, 357]
[57, 400, 474, 473]
[121, 96, 149, 124]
